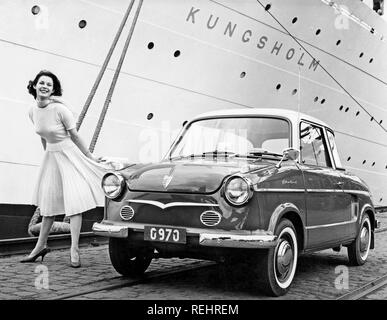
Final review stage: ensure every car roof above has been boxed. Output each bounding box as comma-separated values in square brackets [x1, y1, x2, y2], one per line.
[193, 108, 332, 130]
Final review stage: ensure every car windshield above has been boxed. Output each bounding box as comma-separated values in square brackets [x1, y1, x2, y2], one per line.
[168, 117, 290, 159]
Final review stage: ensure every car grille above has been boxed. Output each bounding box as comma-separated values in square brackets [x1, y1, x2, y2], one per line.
[120, 205, 135, 221]
[200, 210, 222, 227]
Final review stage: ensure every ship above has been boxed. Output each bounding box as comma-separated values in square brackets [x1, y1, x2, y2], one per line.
[0, 0, 386, 240]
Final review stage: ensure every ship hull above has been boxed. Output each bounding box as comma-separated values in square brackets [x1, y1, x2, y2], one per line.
[0, 0, 386, 239]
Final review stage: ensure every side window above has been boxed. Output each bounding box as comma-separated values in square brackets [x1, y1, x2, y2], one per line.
[300, 122, 332, 167]
[326, 130, 343, 169]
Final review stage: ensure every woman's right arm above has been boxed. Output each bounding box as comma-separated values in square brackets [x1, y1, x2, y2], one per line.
[41, 138, 46, 151]
[68, 128, 100, 162]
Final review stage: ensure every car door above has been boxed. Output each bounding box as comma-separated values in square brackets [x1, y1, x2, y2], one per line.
[299, 121, 352, 249]
[326, 129, 360, 239]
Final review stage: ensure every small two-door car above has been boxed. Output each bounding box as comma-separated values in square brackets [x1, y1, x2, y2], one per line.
[93, 108, 377, 296]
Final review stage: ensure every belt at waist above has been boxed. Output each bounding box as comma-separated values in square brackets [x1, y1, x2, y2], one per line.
[46, 138, 75, 152]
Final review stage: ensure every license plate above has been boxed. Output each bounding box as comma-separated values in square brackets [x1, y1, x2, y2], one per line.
[144, 226, 186, 244]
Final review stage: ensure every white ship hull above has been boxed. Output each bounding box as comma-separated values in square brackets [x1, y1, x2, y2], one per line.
[0, 0, 386, 230]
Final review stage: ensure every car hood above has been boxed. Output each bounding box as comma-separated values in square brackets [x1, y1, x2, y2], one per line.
[124, 159, 274, 194]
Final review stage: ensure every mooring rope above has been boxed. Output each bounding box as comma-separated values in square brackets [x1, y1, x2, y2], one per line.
[76, 0, 135, 131]
[89, 0, 144, 153]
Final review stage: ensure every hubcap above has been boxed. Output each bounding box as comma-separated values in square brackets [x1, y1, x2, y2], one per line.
[276, 239, 294, 282]
[359, 220, 370, 259]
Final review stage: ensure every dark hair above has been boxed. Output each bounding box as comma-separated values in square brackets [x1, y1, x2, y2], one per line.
[27, 70, 63, 99]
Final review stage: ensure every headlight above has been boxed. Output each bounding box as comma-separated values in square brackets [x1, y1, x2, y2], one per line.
[223, 176, 253, 206]
[101, 172, 125, 199]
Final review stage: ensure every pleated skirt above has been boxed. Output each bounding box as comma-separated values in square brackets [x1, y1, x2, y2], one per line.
[32, 138, 109, 217]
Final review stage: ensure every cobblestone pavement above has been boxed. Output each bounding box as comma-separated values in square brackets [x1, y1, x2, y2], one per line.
[1, 212, 387, 300]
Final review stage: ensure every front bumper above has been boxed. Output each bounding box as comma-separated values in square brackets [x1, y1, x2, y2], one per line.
[92, 222, 277, 249]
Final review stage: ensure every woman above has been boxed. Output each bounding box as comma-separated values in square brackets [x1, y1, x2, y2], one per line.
[21, 70, 108, 267]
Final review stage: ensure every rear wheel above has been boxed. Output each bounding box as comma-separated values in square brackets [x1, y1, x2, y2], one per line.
[347, 213, 371, 266]
[109, 238, 153, 277]
[253, 219, 298, 296]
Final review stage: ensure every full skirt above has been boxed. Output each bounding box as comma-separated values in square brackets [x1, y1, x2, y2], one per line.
[32, 138, 109, 217]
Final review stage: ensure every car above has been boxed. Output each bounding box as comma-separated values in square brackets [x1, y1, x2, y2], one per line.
[92, 108, 377, 296]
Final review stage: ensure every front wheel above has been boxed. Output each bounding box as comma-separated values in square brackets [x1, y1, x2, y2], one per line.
[347, 213, 371, 266]
[253, 219, 298, 296]
[108, 238, 153, 277]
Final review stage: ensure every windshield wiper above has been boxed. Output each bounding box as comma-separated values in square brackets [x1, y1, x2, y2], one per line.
[232, 151, 283, 161]
[169, 150, 236, 161]
[170, 150, 283, 161]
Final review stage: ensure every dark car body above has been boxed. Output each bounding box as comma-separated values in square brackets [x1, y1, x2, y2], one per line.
[93, 108, 377, 296]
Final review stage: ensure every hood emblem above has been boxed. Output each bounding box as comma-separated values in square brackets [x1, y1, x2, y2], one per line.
[162, 175, 173, 189]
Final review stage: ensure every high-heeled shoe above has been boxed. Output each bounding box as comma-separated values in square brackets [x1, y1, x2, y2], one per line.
[70, 249, 81, 268]
[20, 247, 50, 263]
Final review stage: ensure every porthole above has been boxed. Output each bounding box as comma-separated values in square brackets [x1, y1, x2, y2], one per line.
[147, 42, 154, 49]
[372, 162, 375, 166]
[380, 120, 383, 124]
[292, 17, 298, 24]
[370, 117, 374, 122]
[31, 5, 40, 15]
[347, 157, 351, 161]
[314, 96, 318, 102]
[316, 29, 321, 35]
[369, 58, 374, 63]
[240, 72, 246, 78]
[339, 105, 344, 111]
[321, 99, 326, 104]
[276, 84, 281, 90]
[292, 89, 297, 95]
[174, 50, 181, 57]
[356, 111, 360, 116]
[265, 4, 272, 11]
[79, 20, 87, 29]
[345, 107, 349, 112]
[359, 52, 364, 58]
[147, 113, 153, 120]
[336, 40, 341, 46]
[380, 198, 383, 202]
[362, 160, 366, 164]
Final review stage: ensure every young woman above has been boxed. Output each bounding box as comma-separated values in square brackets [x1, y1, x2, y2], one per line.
[21, 70, 108, 267]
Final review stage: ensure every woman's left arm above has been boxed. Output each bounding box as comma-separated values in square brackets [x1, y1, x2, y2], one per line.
[68, 128, 100, 162]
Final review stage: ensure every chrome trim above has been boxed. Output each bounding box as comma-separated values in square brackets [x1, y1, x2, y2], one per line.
[343, 190, 371, 197]
[92, 222, 128, 238]
[127, 199, 219, 210]
[120, 205, 135, 221]
[306, 189, 341, 193]
[200, 210, 222, 227]
[199, 233, 277, 248]
[306, 218, 357, 230]
[255, 188, 305, 192]
[93, 221, 277, 248]
[254, 188, 370, 196]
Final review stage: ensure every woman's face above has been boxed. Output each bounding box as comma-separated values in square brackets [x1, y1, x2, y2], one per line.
[34, 75, 54, 99]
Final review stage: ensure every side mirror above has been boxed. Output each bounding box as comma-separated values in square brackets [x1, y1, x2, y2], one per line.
[283, 148, 300, 161]
[276, 148, 300, 168]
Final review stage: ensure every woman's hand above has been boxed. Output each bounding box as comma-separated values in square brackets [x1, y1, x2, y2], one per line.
[89, 154, 103, 163]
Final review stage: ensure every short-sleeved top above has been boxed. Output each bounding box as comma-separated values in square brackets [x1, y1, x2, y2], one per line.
[28, 102, 76, 143]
